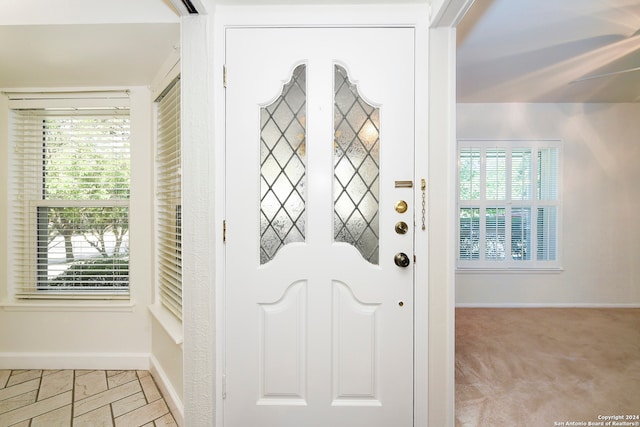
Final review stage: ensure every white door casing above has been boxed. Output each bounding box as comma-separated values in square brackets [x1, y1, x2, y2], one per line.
[224, 27, 415, 427]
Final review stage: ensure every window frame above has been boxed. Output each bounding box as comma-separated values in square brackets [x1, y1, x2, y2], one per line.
[456, 139, 562, 272]
[8, 95, 132, 300]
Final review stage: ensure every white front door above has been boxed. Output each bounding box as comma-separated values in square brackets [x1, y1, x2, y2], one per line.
[224, 27, 415, 427]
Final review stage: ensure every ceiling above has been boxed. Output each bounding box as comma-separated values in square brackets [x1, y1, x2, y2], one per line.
[457, 0, 640, 103]
[0, 24, 179, 88]
[0, 0, 179, 89]
[1, 0, 639, 103]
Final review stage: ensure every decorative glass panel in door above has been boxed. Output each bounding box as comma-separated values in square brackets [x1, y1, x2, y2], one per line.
[260, 64, 307, 264]
[333, 65, 380, 264]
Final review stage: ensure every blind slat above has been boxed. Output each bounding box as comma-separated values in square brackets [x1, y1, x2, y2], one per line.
[155, 77, 182, 322]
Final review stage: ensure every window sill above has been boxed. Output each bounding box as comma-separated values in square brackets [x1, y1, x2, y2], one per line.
[148, 304, 183, 346]
[0, 299, 137, 312]
[456, 267, 564, 274]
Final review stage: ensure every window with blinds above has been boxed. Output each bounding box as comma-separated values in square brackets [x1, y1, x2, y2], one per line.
[155, 77, 182, 321]
[457, 140, 561, 269]
[10, 107, 131, 298]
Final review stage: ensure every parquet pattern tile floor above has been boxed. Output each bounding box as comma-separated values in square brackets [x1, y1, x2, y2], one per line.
[0, 369, 178, 427]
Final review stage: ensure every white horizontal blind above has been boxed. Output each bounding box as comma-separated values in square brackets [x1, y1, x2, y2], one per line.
[11, 108, 130, 298]
[155, 77, 182, 320]
[457, 140, 561, 269]
[537, 147, 559, 261]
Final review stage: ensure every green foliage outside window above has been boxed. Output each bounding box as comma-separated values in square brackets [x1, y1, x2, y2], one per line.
[39, 116, 130, 287]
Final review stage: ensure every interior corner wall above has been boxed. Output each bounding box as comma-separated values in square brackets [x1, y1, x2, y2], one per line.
[456, 103, 640, 307]
[428, 26, 457, 427]
[181, 12, 217, 427]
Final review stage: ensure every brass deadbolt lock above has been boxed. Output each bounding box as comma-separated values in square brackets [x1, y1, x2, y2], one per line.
[395, 221, 409, 234]
[395, 200, 408, 213]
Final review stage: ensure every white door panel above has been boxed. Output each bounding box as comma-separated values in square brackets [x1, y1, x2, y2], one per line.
[225, 27, 415, 427]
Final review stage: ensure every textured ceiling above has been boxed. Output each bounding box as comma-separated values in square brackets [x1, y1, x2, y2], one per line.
[0, 24, 179, 88]
[2, 0, 639, 102]
[0, 0, 179, 89]
[457, 0, 640, 102]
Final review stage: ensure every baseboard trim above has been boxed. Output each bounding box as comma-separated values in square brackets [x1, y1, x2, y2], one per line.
[456, 303, 640, 308]
[0, 352, 151, 370]
[150, 355, 184, 427]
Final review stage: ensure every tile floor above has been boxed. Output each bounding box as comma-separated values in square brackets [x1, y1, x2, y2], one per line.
[0, 369, 178, 427]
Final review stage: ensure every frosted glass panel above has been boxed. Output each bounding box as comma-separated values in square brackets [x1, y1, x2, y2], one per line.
[333, 65, 379, 264]
[260, 64, 306, 264]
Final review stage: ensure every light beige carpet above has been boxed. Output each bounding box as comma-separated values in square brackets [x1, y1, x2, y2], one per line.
[455, 308, 640, 426]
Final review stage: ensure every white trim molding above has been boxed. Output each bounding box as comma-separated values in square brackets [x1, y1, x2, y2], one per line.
[182, 3, 474, 426]
[149, 304, 184, 346]
[456, 303, 640, 308]
[150, 355, 185, 427]
[212, 4, 434, 427]
[0, 352, 150, 370]
[1, 301, 136, 312]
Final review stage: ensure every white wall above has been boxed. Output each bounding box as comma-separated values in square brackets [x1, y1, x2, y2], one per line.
[0, 0, 181, 372]
[0, 1, 184, 417]
[0, 87, 154, 369]
[456, 103, 640, 306]
[181, 12, 217, 427]
[150, 319, 184, 424]
[427, 26, 457, 427]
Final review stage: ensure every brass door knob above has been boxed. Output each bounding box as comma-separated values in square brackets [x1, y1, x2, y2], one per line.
[394, 252, 410, 267]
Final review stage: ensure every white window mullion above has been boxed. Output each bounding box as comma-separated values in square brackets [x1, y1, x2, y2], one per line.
[504, 148, 513, 262]
[530, 146, 540, 263]
[505, 204, 512, 264]
[479, 147, 486, 262]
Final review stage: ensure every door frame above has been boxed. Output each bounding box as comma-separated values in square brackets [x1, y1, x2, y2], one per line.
[212, 5, 432, 426]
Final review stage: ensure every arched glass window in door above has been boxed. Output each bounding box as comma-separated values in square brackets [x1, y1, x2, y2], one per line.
[260, 64, 307, 264]
[333, 65, 380, 264]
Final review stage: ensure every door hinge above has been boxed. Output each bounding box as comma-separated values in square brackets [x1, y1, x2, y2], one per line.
[222, 374, 227, 399]
[223, 65, 227, 88]
[223, 219, 227, 243]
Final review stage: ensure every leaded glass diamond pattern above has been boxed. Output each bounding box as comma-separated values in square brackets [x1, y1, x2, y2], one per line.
[260, 64, 306, 264]
[333, 65, 380, 264]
